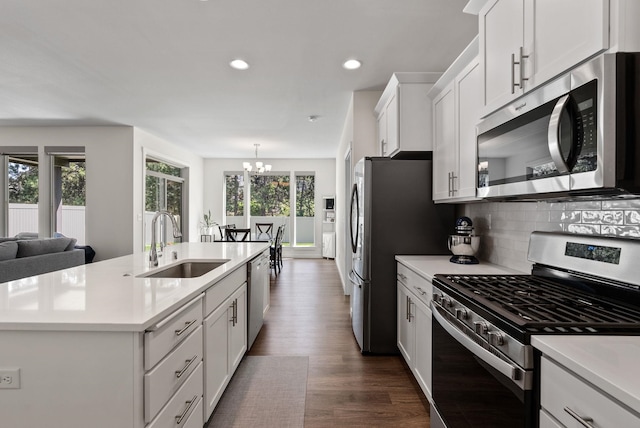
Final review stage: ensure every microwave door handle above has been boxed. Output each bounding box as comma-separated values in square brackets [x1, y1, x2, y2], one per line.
[548, 94, 571, 174]
[431, 302, 522, 387]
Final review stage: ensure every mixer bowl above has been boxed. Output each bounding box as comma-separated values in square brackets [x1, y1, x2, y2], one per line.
[448, 235, 480, 256]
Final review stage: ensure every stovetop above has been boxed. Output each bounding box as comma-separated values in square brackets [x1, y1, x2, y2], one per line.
[433, 273, 640, 337]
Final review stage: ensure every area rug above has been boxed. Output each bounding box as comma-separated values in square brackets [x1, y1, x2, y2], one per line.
[206, 356, 308, 428]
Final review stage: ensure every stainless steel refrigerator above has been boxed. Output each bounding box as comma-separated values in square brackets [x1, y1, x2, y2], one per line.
[349, 157, 454, 354]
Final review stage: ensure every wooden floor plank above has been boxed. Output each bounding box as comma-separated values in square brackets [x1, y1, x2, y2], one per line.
[248, 258, 430, 427]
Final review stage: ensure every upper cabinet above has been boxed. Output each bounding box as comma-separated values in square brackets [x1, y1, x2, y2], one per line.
[375, 72, 441, 157]
[430, 37, 481, 203]
[479, 0, 609, 116]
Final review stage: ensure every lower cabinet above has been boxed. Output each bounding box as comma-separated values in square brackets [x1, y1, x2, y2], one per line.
[203, 283, 247, 420]
[539, 355, 640, 427]
[396, 262, 433, 400]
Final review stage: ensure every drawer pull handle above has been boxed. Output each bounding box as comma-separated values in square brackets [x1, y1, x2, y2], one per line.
[415, 287, 427, 296]
[398, 273, 407, 281]
[174, 319, 197, 336]
[563, 407, 594, 427]
[175, 355, 198, 379]
[175, 395, 198, 425]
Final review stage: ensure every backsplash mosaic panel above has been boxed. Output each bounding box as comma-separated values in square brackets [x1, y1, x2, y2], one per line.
[459, 199, 640, 273]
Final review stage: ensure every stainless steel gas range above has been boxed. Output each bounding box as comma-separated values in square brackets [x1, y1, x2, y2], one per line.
[429, 231, 640, 428]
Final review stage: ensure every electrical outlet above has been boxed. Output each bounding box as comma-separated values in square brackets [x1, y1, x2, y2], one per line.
[0, 368, 20, 389]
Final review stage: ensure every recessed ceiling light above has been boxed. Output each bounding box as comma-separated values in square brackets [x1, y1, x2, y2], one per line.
[342, 59, 362, 70]
[230, 59, 250, 70]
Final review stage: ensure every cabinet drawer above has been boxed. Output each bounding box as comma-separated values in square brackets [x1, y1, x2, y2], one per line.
[145, 296, 203, 370]
[397, 263, 432, 306]
[145, 325, 203, 422]
[205, 267, 247, 316]
[540, 356, 640, 427]
[147, 362, 203, 428]
[539, 409, 563, 428]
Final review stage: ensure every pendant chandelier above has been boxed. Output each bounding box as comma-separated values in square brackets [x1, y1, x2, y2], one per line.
[243, 144, 271, 174]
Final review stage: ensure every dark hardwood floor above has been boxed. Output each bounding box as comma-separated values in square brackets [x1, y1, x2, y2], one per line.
[248, 258, 430, 427]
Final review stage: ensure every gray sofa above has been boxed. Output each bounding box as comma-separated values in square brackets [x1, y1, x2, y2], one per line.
[0, 237, 85, 283]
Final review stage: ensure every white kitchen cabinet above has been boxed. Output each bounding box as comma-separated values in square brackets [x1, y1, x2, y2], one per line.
[540, 355, 640, 427]
[431, 37, 481, 203]
[396, 284, 414, 366]
[375, 72, 441, 157]
[203, 283, 247, 420]
[479, 0, 609, 115]
[396, 262, 433, 400]
[432, 81, 456, 202]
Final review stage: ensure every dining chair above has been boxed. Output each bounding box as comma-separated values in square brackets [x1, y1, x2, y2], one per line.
[218, 224, 236, 241]
[270, 225, 284, 275]
[255, 222, 274, 240]
[225, 228, 250, 242]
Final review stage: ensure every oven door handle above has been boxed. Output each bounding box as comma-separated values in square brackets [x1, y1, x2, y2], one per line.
[432, 303, 520, 384]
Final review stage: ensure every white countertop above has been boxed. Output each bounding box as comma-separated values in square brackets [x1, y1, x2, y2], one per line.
[395, 255, 524, 282]
[0, 242, 270, 332]
[532, 335, 640, 414]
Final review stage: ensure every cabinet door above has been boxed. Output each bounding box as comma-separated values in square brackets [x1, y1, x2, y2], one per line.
[456, 58, 482, 200]
[204, 302, 230, 419]
[432, 82, 456, 202]
[385, 90, 399, 156]
[527, 0, 608, 88]
[397, 284, 414, 365]
[228, 285, 247, 374]
[480, 0, 525, 112]
[378, 108, 388, 156]
[413, 299, 432, 400]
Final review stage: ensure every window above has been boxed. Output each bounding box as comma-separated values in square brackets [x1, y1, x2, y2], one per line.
[223, 170, 317, 247]
[295, 174, 315, 246]
[145, 158, 184, 250]
[250, 173, 290, 244]
[2, 148, 39, 237]
[48, 148, 86, 245]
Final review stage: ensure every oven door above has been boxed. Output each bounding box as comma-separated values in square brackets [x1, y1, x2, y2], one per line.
[431, 304, 535, 428]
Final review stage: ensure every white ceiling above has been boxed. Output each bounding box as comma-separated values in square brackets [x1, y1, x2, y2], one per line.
[0, 0, 478, 159]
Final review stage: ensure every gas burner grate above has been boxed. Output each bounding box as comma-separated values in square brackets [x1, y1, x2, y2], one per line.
[439, 274, 640, 333]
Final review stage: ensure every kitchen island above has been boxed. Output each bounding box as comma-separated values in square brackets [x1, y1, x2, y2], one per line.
[0, 241, 270, 428]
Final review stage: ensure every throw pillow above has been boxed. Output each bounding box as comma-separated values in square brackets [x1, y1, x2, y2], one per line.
[64, 238, 78, 251]
[16, 238, 72, 258]
[0, 241, 18, 261]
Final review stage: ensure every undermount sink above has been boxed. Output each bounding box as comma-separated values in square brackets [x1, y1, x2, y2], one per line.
[139, 260, 229, 279]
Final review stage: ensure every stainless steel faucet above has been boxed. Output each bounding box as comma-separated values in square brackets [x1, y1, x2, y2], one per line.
[149, 210, 182, 267]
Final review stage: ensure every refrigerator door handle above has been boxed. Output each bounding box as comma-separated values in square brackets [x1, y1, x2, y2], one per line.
[348, 269, 364, 288]
[349, 183, 359, 254]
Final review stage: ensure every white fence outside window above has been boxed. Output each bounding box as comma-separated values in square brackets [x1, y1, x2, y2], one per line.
[8, 203, 85, 245]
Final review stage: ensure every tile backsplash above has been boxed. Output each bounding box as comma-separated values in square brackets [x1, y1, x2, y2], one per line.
[459, 199, 640, 273]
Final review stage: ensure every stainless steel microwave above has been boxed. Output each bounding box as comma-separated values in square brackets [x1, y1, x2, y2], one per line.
[476, 52, 640, 200]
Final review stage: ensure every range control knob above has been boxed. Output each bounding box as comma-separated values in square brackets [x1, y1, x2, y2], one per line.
[455, 308, 468, 320]
[442, 296, 452, 308]
[473, 321, 488, 334]
[488, 331, 505, 346]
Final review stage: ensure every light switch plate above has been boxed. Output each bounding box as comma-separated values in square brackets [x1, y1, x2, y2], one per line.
[0, 368, 20, 389]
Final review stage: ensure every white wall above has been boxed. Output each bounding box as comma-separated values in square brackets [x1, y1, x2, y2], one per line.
[203, 157, 335, 258]
[0, 126, 204, 261]
[335, 90, 382, 294]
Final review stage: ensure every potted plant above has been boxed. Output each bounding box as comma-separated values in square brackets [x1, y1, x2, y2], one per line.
[200, 210, 218, 239]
